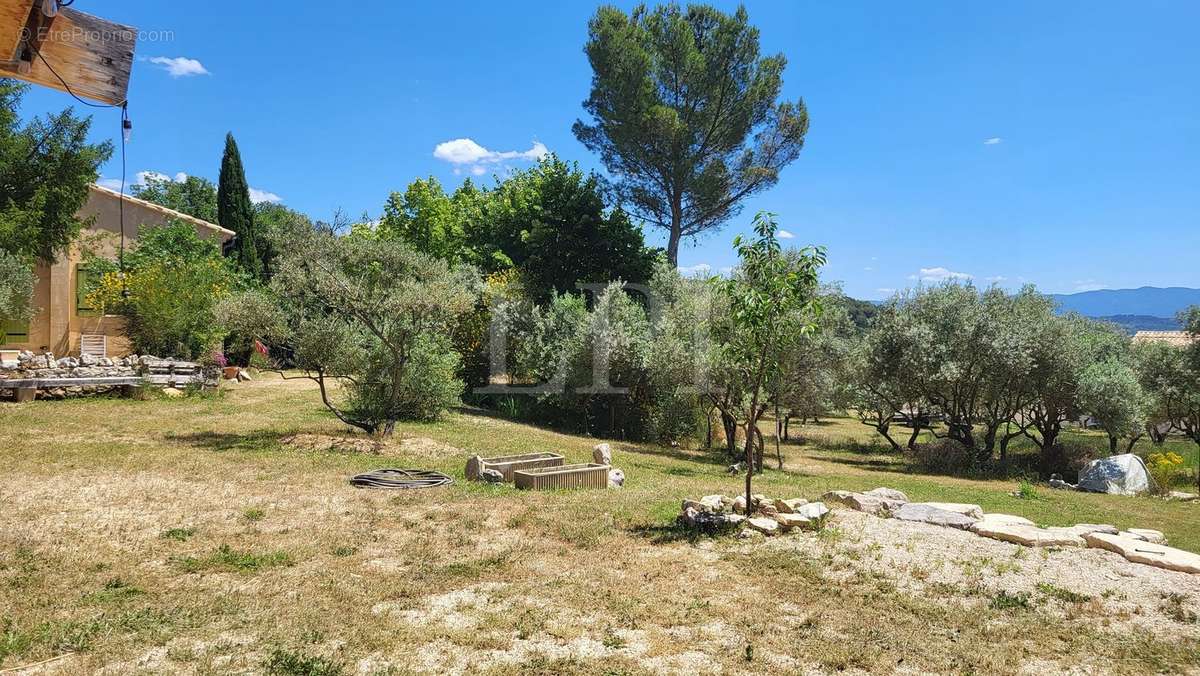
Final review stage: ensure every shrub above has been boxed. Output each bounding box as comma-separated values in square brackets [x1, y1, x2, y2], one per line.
[87, 221, 243, 359]
[1147, 452, 1187, 493]
[345, 333, 463, 423]
[908, 439, 974, 474]
[1041, 440, 1101, 480]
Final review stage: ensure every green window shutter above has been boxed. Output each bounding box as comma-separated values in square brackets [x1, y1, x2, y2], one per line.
[1, 319, 29, 342]
[76, 266, 98, 316]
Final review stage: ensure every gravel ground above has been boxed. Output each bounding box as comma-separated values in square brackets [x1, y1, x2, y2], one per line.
[765, 508, 1200, 637]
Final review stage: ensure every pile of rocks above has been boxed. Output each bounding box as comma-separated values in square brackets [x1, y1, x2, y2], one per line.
[678, 493, 830, 537]
[824, 486, 1199, 575]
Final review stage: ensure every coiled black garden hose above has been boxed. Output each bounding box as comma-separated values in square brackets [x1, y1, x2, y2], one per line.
[349, 468, 453, 489]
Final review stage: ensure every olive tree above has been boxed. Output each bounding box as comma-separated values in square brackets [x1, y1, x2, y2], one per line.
[223, 223, 479, 434]
[848, 298, 935, 452]
[1078, 358, 1148, 454]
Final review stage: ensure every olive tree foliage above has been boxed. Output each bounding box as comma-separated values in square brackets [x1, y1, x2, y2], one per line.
[220, 223, 480, 434]
[773, 288, 856, 439]
[1077, 358, 1148, 454]
[573, 4, 809, 266]
[847, 296, 934, 452]
[488, 282, 655, 438]
[1133, 340, 1182, 446]
[1138, 306, 1200, 491]
[1022, 316, 1127, 466]
[851, 283, 1138, 474]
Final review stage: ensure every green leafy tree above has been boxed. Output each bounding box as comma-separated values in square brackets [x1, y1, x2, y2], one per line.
[0, 79, 113, 263]
[1174, 306, 1200, 490]
[574, 4, 809, 266]
[378, 177, 470, 264]
[253, 201, 311, 281]
[847, 300, 934, 452]
[132, 174, 218, 223]
[379, 158, 659, 302]
[716, 212, 824, 511]
[774, 289, 856, 445]
[1078, 358, 1147, 454]
[479, 157, 659, 301]
[1023, 315, 1127, 474]
[217, 133, 261, 278]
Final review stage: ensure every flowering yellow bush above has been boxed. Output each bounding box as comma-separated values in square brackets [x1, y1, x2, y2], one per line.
[1147, 451, 1186, 492]
[82, 221, 242, 358]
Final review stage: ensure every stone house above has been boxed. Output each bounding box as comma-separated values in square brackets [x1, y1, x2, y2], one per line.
[0, 184, 234, 358]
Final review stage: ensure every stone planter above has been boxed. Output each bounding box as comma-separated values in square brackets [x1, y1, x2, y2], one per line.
[465, 452, 565, 482]
[514, 463, 611, 491]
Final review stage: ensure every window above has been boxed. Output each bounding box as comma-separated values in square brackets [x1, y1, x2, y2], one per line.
[76, 266, 99, 316]
[1, 319, 29, 343]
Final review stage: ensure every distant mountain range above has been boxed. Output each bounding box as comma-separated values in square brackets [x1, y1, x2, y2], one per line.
[1050, 287, 1200, 318]
[1050, 287, 1200, 331]
[858, 286, 1198, 333]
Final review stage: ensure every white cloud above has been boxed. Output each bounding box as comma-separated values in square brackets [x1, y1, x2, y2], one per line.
[147, 56, 210, 78]
[983, 137, 1002, 145]
[863, 266, 874, 272]
[985, 275, 1008, 283]
[917, 266, 973, 282]
[678, 263, 712, 277]
[249, 187, 282, 204]
[777, 229, 795, 239]
[877, 288, 896, 296]
[96, 178, 125, 191]
[433, 138, 548, 177]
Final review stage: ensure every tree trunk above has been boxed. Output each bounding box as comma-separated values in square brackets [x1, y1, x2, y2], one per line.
[774, 402, 783, 469]
[722, 412, 738, 459]
[1125, 433, 1143, 453]
[1108, 434, 1118, 455]
[906, 423, 922, 450]
[874, 421, 901, 452]
[667, 199, 683, 267]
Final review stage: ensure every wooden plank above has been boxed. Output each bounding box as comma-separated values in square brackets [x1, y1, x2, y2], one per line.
[1, 375, 211, 388]
[1, 376, 143, 387]
[0, 6, 136, 106]
[0, 0, 36, 62]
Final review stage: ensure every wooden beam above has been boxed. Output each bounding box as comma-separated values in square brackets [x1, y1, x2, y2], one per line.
[0, 0, 36, 63]
[0, 5, 136, 106]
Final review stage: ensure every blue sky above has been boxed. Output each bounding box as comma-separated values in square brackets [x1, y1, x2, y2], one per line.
[18, 1, 1200, 299]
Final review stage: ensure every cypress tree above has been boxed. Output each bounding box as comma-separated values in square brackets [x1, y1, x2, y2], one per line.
[217, 133, 260, 278]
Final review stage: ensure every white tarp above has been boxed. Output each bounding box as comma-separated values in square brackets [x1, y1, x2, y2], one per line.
[1076, 454, 1153, 495]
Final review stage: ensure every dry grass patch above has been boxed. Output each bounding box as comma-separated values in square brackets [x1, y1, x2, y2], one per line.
[2, 373, 1200, 673]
